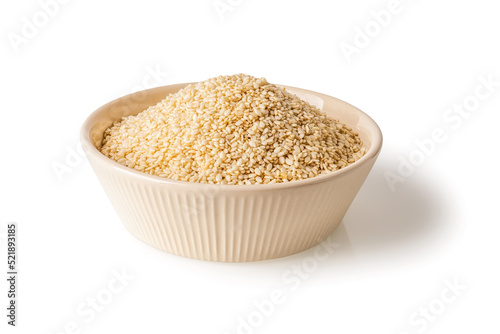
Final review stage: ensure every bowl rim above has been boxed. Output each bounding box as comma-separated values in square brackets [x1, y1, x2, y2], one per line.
[81, 83, 383, 191]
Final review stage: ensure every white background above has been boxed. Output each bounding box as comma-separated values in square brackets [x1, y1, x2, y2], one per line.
[1, 0, 499, 333]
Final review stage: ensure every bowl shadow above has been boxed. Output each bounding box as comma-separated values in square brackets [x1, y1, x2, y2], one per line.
[340, 158, 446, 255]
[263, 155, 447, 265]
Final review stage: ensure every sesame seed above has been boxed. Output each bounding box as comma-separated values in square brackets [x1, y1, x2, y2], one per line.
[100, 74, 365, 185]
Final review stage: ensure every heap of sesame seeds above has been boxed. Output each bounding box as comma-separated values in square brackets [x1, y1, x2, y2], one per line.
[100, 74, 366, 185]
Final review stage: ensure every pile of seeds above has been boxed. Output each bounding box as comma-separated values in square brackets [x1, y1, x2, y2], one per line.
[100, 74, 366, 185]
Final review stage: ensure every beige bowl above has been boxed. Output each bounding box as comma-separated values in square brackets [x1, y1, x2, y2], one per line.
[81, 83, 382, 262]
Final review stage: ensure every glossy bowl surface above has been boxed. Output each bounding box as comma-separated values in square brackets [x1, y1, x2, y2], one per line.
[81, 83, 382, 262]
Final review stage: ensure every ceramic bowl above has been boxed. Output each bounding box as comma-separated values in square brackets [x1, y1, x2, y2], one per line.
[81, 83, 382, 262]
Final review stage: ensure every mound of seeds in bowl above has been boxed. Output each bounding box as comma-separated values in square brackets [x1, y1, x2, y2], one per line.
[100, 74, 366, 185]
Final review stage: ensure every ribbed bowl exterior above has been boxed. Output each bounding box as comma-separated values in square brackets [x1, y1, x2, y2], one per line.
[82, 84, 382, 262]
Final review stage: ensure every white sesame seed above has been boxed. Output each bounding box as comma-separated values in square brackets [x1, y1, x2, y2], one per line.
[100, 74, 365, 185]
